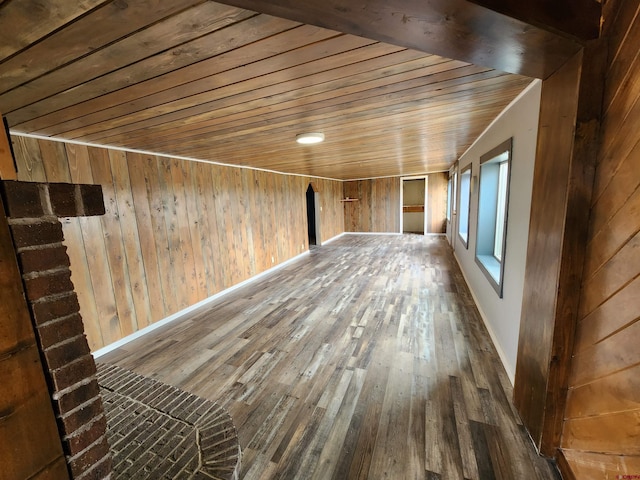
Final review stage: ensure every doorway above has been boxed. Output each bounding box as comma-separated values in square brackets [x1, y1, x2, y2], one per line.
[401, 176, 427, 234]
[306, 184, 318, 246]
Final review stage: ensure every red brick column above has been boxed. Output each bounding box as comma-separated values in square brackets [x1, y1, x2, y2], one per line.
[1, 181, 112, 480]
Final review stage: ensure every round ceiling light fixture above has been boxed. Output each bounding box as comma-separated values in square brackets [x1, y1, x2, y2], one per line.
[296, 132, 325, 145]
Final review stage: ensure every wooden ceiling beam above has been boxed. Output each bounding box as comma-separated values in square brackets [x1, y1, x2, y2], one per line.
[466, 0, 601, 41]
[212, 0, 586, 78]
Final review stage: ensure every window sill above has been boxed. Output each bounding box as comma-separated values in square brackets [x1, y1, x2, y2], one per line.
[475, 254, 503, 297]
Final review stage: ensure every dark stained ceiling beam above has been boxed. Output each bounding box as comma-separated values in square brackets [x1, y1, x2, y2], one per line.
[212, 0, 587, 79]
[467, 0, 601, 41]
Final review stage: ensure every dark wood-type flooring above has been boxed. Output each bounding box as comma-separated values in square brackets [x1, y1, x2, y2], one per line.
[100, 234, 560, 479]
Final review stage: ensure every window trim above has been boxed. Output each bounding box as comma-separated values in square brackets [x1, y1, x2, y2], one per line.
[474, 138, 513, 298]
[446, 177, 452, 222]
[457, 164, 472, 249]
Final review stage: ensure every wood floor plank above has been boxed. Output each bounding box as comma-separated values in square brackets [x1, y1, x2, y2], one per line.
[100, 235, 559, 479]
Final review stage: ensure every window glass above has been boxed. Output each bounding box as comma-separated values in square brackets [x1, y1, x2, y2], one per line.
[447, 178, 452, 221]
[493, 161, 509, 260]
[475, 139, 513, 297]
[458, 165, 472, 248]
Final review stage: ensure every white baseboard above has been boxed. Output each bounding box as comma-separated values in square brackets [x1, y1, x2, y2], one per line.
[92, 250, 311, 358]
[344, 231, 402, 235]
[453, 252, 516, 385]
[321, 232, 346, 245]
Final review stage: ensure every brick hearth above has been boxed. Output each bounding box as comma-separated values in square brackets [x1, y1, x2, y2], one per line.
[97, 363, 241, 479]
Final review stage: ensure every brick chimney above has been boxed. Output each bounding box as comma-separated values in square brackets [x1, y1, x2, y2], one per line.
[1, 180, 112, 480]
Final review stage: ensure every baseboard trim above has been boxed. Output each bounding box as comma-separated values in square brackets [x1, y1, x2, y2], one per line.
[453, 250, 516, 385]
[321, 232, 346, 245]
[344, 231, 402, 235]
[93, 250, 311, 358]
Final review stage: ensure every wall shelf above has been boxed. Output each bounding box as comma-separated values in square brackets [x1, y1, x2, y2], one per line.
[403, 205, 424, 213]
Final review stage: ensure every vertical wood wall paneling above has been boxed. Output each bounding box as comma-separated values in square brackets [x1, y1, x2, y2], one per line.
[109, 150, 154, 330]
[126, 152, 170, 323]
[175, 157, 201, 306]
[69, 144, 122, 345]
[10, 137, 344, 351]
[342, 175, 448, 234]
[322, 178, 345, 240]
[33, 139, 106, 350]
[561, 0, 640, 475]
[180, 159, 208, 302]
[343, 178, 400, 233]
[199, 161, 224, 293]
[12, 136, 46, 182]
[512, 51, 583, 453]
[427, 172, 448, 234]
[89, 147, 138, 337]
[142, 153, 181, 315]
[159, 155, 191, 310]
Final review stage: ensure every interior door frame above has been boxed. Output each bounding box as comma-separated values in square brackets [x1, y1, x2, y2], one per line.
[306, 183, 322, 246]
[399, 175, 428, 234]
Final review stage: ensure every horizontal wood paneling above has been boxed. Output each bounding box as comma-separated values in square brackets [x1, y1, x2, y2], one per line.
[13, 136, 344, 351]
[0, 2, 532, 180]
[562, 0, 640, 474]
[565, 364, 640, 419]
[568, 318, 640, 387]
[561, 450, 640, 480]
[563, 412, 640, 455]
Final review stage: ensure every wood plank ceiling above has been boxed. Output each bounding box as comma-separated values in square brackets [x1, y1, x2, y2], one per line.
[0, 0, 533, 180]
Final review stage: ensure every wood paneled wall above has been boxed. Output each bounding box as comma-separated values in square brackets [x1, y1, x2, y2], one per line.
[343, 174, 447, 234]
[427, 172, 448, 234]
[343, 178, 400, 232]
[561, 0, 640, 475]
[11, 136, 343, 351]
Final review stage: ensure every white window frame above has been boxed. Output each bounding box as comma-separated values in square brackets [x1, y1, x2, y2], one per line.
[458, 164, 472, 248]
[446, 177, 452, 222]
[475, 138, 513, 297]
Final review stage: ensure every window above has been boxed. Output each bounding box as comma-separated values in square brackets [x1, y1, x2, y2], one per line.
[446, 177, 452, 222]
[475, 138, 513, 297]
[493, 161, 509, 260]
[458, 165, 472, 248]
[451, 171, 458, 216]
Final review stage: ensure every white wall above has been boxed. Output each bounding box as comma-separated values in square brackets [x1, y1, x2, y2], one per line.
[452, 80, 542, 383]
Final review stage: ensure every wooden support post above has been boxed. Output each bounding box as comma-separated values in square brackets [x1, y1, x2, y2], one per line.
[514, 38, 606, 457]
[0, 115, 17, 180]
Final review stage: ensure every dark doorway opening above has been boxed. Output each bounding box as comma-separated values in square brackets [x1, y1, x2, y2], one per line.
[306, 184, 316, 246]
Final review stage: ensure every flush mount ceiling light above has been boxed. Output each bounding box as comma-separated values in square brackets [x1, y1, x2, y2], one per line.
[296, 132, 325, 145]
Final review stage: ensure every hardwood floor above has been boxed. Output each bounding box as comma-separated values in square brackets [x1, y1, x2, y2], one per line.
[99, 234, 560, 480]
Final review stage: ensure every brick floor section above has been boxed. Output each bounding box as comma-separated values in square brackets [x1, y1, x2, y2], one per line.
[96, 363, 241, 480]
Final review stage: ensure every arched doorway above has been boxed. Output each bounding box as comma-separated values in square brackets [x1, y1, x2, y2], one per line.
[307, 183, 321, 246]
